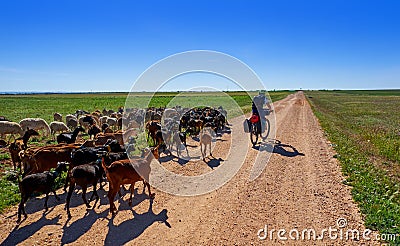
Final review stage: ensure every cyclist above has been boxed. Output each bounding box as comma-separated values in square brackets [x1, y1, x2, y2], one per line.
[251, 91, 272, 135]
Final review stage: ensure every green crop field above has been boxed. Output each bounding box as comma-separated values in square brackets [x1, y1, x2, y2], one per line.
[0, 90, 292, 213]
[0, 91, 291, 123]
[306, 90, 400, 244]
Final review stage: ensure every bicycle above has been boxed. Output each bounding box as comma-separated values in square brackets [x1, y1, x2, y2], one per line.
[249, 109, 271, 147]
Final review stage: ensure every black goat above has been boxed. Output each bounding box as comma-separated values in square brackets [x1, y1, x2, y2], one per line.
[81, 114, 94, 125]
[88, 124, 101, 139]
[64, 140, 124, 190]
[66, 159, 104, 218]
[17, 162, 68, 223]
[56, 126, 85, 144]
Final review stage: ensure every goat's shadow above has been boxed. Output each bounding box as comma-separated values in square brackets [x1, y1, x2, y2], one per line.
[104, 199, 171, 245]
[253, 139, 305, 157]
[9, 190, 68, 220]
[159, 153, 191, 166]
[217, 126, 231, 136]
[205, 157, 224, 169]
[1, 214, 61, 246]
[61, 187, 151, 245]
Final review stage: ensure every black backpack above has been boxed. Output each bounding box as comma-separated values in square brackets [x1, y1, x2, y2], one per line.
[243, 118, 251, 133]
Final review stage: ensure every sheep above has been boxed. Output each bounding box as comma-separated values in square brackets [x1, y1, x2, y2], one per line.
[200, 127, 213, 161]
[57, 126, 85, 144]
[106, 117, 118, 130]
[102, 146, 159, 215]
[49, 121, 69, 136]
[17, 162, 68, 223]
[19, 118, 50, 136]
[99, 116, 108, 125]
[78, 116, 90, 129]
[66, 159, 104, 218]
[66, 118, 78, 129]
[0, 121, 24, 140]
[65, 114, 77, 123]
[53, 112, 62, 122]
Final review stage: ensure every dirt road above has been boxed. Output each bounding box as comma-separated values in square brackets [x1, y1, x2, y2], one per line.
[0, 92, 377, 245]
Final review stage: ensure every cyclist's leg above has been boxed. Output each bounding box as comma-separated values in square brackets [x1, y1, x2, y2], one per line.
[259, 111, 266, 133]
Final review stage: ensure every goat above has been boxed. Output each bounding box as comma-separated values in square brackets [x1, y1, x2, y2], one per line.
[101, 123, 113, 133]
[94, 132, 124, 146]
[102, 146, 159, 215]
[172, 131, 188, 157]
[88, 124, 101, 139]
[66, 159, 104, 218]
[17, 162, 68, 223]
[21, 144, 79, 177]
[145, 120, 161, 144]
[200, 127, 213, 161]
[57, 126, 85, 144]
[64, 140, 124, 190]
[8, 128, 39, 170]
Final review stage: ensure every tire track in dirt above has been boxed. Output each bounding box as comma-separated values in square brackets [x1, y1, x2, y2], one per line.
[0, 92, 377, 245]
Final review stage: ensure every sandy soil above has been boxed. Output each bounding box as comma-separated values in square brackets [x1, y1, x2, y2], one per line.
[0, 92, 379, 245]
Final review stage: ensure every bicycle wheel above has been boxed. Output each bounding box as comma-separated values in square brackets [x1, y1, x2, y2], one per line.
[250, 123, 259, 146]
[261, 119, 270, 139]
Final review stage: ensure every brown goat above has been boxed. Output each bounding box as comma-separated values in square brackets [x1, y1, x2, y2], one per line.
[21, 144, 79, 176]
[94, 132, 123, 146]
[102, 146, 159, 215]
[200, 127, 213, 161]
[8, 129, 39, 171]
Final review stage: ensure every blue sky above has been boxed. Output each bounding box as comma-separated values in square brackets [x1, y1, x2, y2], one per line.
[0, 0, 399, 92]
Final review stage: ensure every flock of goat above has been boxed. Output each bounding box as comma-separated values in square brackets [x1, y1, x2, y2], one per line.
[0, 105, 228, 224]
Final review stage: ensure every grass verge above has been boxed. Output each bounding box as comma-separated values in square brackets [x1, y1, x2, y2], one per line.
[306, 90, 400, 245]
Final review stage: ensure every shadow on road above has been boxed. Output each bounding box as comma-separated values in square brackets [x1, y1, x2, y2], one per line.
[104, 199, 171, 245]
[2, 214, 61, 246]
[205, 157, 224, 169]
[253, 139, 305, 157]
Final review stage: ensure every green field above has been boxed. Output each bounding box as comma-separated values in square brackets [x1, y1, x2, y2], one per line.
[0, 91, 291, 123]
[0, 90, 291, 213]
[306, 90, 400, 244]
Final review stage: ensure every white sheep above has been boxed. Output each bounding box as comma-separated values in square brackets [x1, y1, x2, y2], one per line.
[0, 121, 24, 139]
[99, 116, 108, 125]
[53, 112, 62, 122]
[49, 121, 70, 136]
[19, 118, 51, 136]
[65, 114, 77, 123]
[106, 117, 118, 129]
[66, 118, 78, 129]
